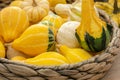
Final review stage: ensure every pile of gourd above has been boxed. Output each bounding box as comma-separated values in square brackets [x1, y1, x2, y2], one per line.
[0, 0, 113, 66]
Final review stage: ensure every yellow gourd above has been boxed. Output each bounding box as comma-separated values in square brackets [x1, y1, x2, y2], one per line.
[59, 45, 92, 64]
[12, 24, 55, 57]
[0, 41, 5, 58]
[55, 4, 72, 18]
[42, 13, 64, 36]
[0, 7, 29, 42]
[20, 0, 49, 23]
[25, 52, 69, 66]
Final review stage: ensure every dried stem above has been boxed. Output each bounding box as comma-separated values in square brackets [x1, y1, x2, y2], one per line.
[32, 0, 37, 7]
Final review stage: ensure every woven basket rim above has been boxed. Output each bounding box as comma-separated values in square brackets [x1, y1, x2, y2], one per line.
[0, 9, 119, 70]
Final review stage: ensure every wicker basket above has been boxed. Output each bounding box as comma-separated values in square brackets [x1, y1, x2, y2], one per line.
[0, 1, 120, 80]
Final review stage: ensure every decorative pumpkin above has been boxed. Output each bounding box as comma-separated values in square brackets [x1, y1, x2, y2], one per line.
[42, 13, 64, 36]
[0, 41, 5, 58]
[12, 24, 55, 57]
[20, 0, 49, 23]
[76, 0, 112, 52]
[57, 21, 80, 48]
[25, 52, 69, 66]
[0, 7, 29, 42]
[59, 45, 92, 64]
[48, 0, 66, 8]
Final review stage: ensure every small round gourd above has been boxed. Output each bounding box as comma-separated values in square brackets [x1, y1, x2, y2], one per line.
[57, 21, 80, 48]
[20, 0, 49, 23]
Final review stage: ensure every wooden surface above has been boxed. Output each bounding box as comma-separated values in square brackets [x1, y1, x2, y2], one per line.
[102, 52, 120, 80]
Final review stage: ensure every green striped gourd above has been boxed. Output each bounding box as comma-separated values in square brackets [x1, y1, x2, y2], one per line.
[76, 0, 113, 52]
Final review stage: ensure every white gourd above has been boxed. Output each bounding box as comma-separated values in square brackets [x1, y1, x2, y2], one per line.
[55, 4, 72, 18]
[57, 21, 80, 48]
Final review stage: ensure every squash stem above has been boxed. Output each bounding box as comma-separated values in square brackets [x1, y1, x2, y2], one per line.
[32, 0, 37, 7]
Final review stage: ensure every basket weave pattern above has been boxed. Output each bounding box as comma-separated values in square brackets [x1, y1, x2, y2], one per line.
[0, 1, 120, 80]
[0, 29, 120, 80]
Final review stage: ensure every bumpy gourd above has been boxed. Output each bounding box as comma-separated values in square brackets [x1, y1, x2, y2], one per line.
[0, 41, 5, 58]
[25, 52, 69, 66]
[12, 24, 55, 57]
[42, 13, 64, 36]
[57, 21, 80, 48]
[76, 0, 112, 52]
[0, 7, 29, 42]
[20, 0, 49, 23]
[59, 45, 92, 64]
